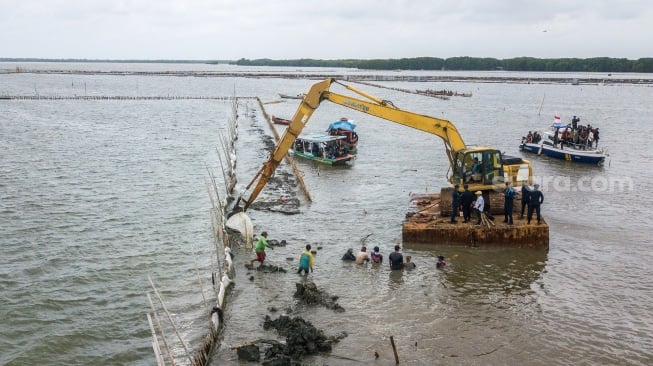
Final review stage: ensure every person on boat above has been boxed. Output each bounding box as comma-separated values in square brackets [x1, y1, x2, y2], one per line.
[294, 140, 304, 152]
[526, 131, 533, 143]
[579, 129, 588, 149]
[527, 184, 544, 225]
[473, 191, 484, 226]
[404, 256, 416, 270]
[573, 128, 579, 145]
[520, 181, 531, 219]
[389, 245, 404, 270]
[248, 231, 274, 267]
[436, 255, 447, 269]
[588, 129, 595, 149]
[572, 115, 579, 130]
[355, 246, 370, 264]
[350, 131, 358, 144]
[297, 244, 314, 275]
[325, 146, 335, 159]
[451, 184, 461, 224]
[594, 128, 600, 147]
[370, 246, 383, 264]
[533, 131, 541, 144]
[342, 248, 356, 261]
[460, 184, 475, 223]
[503, 181, 518, 225]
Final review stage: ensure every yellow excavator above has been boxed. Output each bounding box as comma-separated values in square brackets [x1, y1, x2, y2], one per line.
[234, 78, 533, 215]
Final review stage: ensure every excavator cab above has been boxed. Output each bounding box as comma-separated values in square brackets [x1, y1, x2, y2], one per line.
[451, 148, 505, 188]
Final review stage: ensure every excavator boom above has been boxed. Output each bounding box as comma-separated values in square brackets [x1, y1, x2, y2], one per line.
[237, 78, 530, 212]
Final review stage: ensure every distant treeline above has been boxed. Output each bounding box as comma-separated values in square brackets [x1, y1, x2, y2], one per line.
[232, 57, 653, 73]
[3, 57, 652, 73]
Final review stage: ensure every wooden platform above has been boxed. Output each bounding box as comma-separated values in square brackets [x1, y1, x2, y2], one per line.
[402, 193, 549, 249]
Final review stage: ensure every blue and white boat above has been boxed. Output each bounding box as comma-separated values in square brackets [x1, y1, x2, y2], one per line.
[519, 125, 606, 165]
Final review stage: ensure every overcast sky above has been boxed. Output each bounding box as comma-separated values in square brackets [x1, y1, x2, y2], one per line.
[1, 0, 650, 60]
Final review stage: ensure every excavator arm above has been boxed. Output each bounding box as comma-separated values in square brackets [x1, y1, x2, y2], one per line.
[236, 78, 467, 211]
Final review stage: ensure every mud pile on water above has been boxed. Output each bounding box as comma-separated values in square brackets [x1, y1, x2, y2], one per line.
[244, 262, 287, 273]
[294, 279, 345, 312]
[260, 315, 347, 364]
[248, 170, 300, 215]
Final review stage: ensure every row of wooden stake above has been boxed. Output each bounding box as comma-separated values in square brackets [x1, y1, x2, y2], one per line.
[146, 95, 240, 366]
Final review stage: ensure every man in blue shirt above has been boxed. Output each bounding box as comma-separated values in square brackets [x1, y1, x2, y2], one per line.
[503, 182, 518, 225]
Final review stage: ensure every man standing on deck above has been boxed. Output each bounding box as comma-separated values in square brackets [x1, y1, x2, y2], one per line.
[520, 181, 531, 219]
[460, 184, 475, 223]
[527, 184, 544, 224]
[451, 184, 461, 224]
[503, 182, 518, 225]
[248, 231, 273, 267]
[473, 191, 484, 226]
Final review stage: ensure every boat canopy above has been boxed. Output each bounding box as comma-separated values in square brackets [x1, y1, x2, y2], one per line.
[298, 134, 347, 143]
[327, 120, 356, 131]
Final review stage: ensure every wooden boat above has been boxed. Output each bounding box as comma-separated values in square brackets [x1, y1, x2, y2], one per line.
[271, 115, 291, 125]
[519, 124, 606, 165]
[325, 118, 359, 152]
[279, 93, 305, 99]
[290, 135, 355, 166]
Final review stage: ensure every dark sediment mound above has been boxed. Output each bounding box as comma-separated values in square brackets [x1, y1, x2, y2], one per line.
[245, 262, 287, 273]
[248, 170, 300, 215]
[262, 315, 347, 364]
[294, 279, 345, 312]
[267, 239, 287, 247]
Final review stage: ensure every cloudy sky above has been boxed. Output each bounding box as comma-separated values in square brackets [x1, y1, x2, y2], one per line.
[1, 0, 650, 60]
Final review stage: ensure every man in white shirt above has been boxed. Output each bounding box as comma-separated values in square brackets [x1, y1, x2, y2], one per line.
[473, 191, 484, 226]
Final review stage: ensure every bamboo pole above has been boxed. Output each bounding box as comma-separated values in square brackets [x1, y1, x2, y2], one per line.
[146, 292, 176, 366]
[147, 313, 165, 366]
[538, 93, 545, 116]
[390, 336, 399, 364]
[190, 242, 210, 321]
[205, 170, 226, 280]
[148, 276, 193, 364]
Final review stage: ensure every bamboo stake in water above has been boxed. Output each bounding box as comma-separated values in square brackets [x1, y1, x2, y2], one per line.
[148, 276, 193, 364]
[390, 335, 399, 364]
[190, 242, 210, 322]
[147, 292, 176, 366]
[147, 313, 165, 366]
[538, 93, 545, 116]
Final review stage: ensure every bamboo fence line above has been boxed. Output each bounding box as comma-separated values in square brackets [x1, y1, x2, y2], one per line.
[147, 96, 240, 366]
[0, 95, 258, 101]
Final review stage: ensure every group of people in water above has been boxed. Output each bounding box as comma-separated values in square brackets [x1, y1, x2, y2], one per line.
[342, 245, 445, 271]
[246, 231, 446, 275]
[523, 115, 601, 150]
